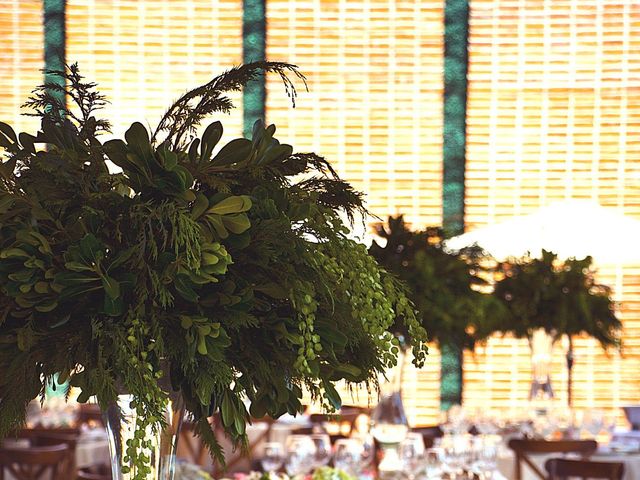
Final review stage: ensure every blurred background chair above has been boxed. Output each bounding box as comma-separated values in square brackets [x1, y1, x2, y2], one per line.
[0, 444, 70, 480]
[545, 458, 624, 480]
[508, 438, 598, 480]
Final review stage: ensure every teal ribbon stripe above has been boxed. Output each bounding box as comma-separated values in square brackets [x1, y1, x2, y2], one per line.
[242, 0, 267, 138]
[441, 0, 470, 410]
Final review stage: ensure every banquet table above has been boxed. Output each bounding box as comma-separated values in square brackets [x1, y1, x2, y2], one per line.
[496, 447, 640, 480]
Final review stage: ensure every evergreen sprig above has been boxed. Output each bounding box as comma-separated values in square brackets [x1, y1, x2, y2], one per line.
[0, 63, 426, 479]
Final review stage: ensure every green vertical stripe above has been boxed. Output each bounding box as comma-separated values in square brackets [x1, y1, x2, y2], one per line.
[441, 0, 469, 410]
[43, 0, 66, 106]
[243, 0, 266, 138]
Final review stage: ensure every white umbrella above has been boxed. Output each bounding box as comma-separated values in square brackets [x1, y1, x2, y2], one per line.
[445, 200, 640, 265]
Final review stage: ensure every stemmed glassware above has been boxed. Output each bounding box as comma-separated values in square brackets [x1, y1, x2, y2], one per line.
[310, 433, 332, 468]
[399, 433, 425, 480]
[423, 448, 443, 479]
[582, 409, 605, 438]
[261, 442, 285, 473]
[284, 435, 316, 476]
[333, 438, 364, 476]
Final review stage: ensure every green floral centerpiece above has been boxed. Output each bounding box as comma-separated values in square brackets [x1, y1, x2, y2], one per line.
[492, 249, 621, 402]
[0, 62, 426, 479]
[370, 215, 504, 351]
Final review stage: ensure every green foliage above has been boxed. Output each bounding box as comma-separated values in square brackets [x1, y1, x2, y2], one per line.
[0, 63, 426, 479]
[492, 250, 622, 347]
[369, 215, 505, 350]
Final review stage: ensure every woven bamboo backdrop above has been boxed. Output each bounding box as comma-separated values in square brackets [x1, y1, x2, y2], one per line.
[1, 0, 640, 427]
[66, 0, 244, 141]
[463, 0, 640, 421]
[0, 1, 43, 135]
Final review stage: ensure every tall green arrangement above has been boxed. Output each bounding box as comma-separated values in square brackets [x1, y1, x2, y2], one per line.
[369, 215, 503, 354]
[492, 250, 621, 346]
[0, 63, 426, 478]
[493, 250, 621, 403]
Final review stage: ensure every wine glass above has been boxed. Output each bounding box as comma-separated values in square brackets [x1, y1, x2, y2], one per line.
[471, 435, 498, 480]
[400, 433, 425, 480]
[441, 434, 468, 479]
[310, 433, 332, 468]
[261, 442, 285, 473]
[285, 435, 316, 476]
[583, 409, 604, 438]
[424, 448, 443, 479]
[333, 438, 363, 476]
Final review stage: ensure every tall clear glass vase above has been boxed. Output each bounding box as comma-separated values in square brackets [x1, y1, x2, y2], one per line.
[371, 349, 409, 479]
[103, 392, 184, 480]
[528, 328, 555, 411]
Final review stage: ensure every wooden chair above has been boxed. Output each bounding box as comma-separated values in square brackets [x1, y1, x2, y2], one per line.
[0, 444, 70, 480]
[545, 458, 625, 480]
[507, 438, 598, 480]
[31, 432, 79, 479]
[77, 464, 112, 480]
[412, 425, 443, 449]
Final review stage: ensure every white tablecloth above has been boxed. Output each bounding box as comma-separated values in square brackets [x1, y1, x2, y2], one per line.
[75, 429, 110, 468]
[497, 448, 640, 480]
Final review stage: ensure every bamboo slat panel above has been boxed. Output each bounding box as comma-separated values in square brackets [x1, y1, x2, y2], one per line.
[66, 0, 244, 141]
[464, 0, 640, 423]
[0, 1, 43, 135]
[264, 0, 445, 426]
[265, 0, 444, 230]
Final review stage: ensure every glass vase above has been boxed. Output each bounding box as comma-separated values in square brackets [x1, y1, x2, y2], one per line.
[528, 328, 555, 409]
[371, 349, 409, 479]
[103, 392, 185, 480]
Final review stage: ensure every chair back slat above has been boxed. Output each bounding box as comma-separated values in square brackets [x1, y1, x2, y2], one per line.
[545, 458, 625, 480]
[508, 439, 598, 480]
[0, 444, 69, 480]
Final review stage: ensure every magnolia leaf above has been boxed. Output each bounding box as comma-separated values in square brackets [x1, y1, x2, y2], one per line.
[0, 121, 17, 144]
[35, 301, 58, 313]
[222, 214, 250, 235]
[200, 121, 223, 163]
[221, 393, 235, 428]
[18, 132, 36, 154]
[175, 275, 199, 302]
[0, 248, 29, 259]
[188, 138, 200, 163]
[125, 122, 152, 159]
[208, 195, 252, 215]
[65, 261, 94, 272]
[191, 193, 209, 220]
[211, 138, 252, 166]
[322, 380, 342, 410]
[206, 215, 229, 239]
[102, 275, 120, 299]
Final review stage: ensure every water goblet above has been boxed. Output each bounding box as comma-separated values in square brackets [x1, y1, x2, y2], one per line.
[310, 433, 332, 468]
[261, 442, 285, 473]
[400, 433, 425, 479]
[285, 435, 316, 476]
[423, 448, 443, 479]
[333, 438, 364, 476]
